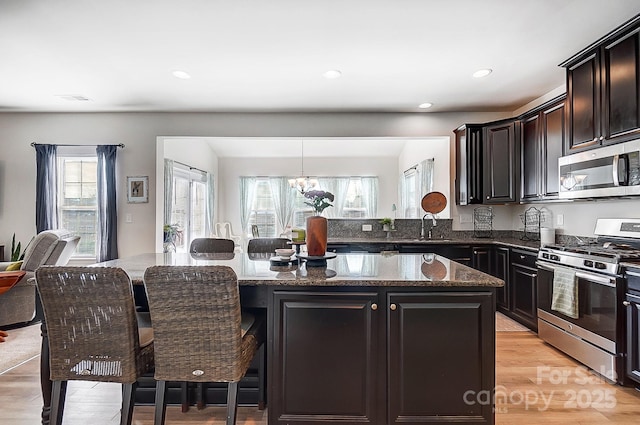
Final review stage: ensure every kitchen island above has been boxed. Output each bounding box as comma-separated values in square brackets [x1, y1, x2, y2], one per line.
[40, 252, 502, 425]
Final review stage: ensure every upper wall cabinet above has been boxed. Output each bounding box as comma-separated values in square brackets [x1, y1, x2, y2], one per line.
[454, 124, 484, 205]
[562, 16, 640, 153]
[483, 120, 519, 204]
[520, 96, 565, 201]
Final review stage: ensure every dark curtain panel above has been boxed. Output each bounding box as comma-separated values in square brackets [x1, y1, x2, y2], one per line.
[96, 145, 119, 261]
[34, 144, 58, 233]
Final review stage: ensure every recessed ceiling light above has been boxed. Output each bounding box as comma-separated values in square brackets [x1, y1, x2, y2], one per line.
[473, 69, 492, 78]
[55, 94, 91, 101]
[418, 102, 433, 109]
[172, 70, 191, 80]
[323, 70, 342, 79]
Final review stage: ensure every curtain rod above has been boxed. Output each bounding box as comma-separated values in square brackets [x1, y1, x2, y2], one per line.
[30, 142, 125, 148]
[171, 159, 206, 174]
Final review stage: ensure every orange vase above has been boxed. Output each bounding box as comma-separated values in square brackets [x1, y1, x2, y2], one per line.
[306, 215, 327, 256]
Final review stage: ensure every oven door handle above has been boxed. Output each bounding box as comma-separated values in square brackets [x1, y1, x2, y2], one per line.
[575, 271, 616, 287]
[537, 262, 616, 287]
[613, 154, 620, 187]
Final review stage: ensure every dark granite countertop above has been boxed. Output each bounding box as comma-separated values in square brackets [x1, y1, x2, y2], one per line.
[327, 236, 541, 252]
[94, 252, 503, 288]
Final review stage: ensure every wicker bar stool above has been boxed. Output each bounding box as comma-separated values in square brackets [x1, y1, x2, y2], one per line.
[35, 266, 154, 425]
[189, 238, 235, 254]
[144, 266, 265, 425]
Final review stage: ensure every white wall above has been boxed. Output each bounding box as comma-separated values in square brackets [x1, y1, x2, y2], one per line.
[6, 107, 637, 257]
[398, 137, 451, 219]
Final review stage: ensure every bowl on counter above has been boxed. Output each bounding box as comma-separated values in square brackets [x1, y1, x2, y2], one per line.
[275, 248, 295, 260]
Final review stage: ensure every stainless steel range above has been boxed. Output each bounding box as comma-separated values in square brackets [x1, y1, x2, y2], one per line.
[536, 218, 640, 384]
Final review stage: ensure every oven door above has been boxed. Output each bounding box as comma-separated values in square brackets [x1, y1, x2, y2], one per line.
[537, 262, 618, 343]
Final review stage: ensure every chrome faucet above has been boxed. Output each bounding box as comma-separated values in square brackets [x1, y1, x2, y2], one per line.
[420, 213, 437, 239]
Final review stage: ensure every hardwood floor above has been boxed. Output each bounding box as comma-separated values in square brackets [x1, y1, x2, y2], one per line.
[1, 331, 639, 424]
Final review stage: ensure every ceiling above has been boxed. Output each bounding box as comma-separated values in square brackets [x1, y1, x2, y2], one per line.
[1, 0, 639, 113]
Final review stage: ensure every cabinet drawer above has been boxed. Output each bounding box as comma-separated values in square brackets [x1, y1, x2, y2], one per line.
[511, 248, 537, 268]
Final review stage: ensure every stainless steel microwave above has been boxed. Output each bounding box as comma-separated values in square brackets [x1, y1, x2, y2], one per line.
[559, 139, 640, 199]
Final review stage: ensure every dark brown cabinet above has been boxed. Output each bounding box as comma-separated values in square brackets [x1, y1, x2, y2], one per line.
[483, 120, 519, 204]
[509, 249, 538, 331]
[472, 246, 492, 274]
[563, 17, 640, 152]
[387, 291, 495, 424]
[625, 291, 640, 385]
[270, 288, 496, 425]
[520, 97, 565, 201]
[455, 124, 484, 205]
[270, 290, 381, 424]
[494, 247, 510, 312]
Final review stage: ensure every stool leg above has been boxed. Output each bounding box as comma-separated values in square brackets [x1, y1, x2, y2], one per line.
[120, 382, 137, 425]
[258, 344, 266, 410]
[196, 382, 206, 410]
[180, 382, 189, 412]
[154, 381, 168, 425]
[226, 382, 239, 425]
[50, 380, 67, 425]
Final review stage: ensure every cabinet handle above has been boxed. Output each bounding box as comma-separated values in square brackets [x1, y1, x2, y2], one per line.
[390, 303, 397, 311]
[623, 301, 631, 307]
[520, 255, 525, 259]
[599, 136, 604, 141]
[593, 137, 598, 143]
[486, 196, 490, 200]
[371, 303, 378, 311]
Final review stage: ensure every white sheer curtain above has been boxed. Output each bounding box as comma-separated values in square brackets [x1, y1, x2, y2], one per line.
[163, 159, 174, 225]
[419, 158, 435, 197]
[269, 177, 296, 235]
[317, 177, 350, 218]
[361, 177, 378, 218]
[240, 177, 257, 237]
[206, 172, 215, 236]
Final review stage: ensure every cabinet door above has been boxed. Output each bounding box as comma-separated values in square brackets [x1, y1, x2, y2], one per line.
[603, 29, 640, 144]
[483, 121, 518, 203]
[566, 53, 601, 152]
[472, 246, 492, 274]
[626, 293, 640, 384]
[455, 125, 483, 205]
[541, 100, 565, 197]
[270, 291, 381, 424]
[510, 252, 538, 331]
[494, 247, 510, 312]
[521, 113, 541, 200]
[387, 292, 495, 425]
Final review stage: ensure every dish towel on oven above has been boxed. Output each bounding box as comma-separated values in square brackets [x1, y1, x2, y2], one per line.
[551, 266, 579, 319]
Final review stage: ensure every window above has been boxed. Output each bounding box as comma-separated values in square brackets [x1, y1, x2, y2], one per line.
[248, 179, 277, 237]
[402, 167, 419, 218]
[57, 155, 98, 258]
[401, 159, 434, 218]
[342, 179, 367, 218]
[170, 164, 208, 252]
[241, 176, 378, 236]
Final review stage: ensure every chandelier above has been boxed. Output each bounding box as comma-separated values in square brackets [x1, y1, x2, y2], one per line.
[288, 140, 318, 193]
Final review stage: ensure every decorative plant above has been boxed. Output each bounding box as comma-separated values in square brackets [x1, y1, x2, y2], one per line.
[303, 190, 335, 214]
[10, 233, 25, 262]
[163, 224, 181, 242]
[379, 218, 392, 225]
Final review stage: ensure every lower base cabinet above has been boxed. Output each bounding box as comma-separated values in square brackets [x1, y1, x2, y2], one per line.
[269, 288, 496, 425]
[509, 249, 538, 331]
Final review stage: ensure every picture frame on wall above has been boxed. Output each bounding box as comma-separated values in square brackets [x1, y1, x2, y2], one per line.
[127, 176, 148, 203]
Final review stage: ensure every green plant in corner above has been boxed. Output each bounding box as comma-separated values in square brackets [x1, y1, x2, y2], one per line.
[10, 233, 25, 262]
[379, 218, 392, 225]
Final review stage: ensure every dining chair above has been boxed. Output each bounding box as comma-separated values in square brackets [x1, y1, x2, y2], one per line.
[189, 238, 235, 254]
[35, 266, 154, 425]
[247, 237, 290, 254]
[215, 222, 242, 246]
[143, 266, 265, 425]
